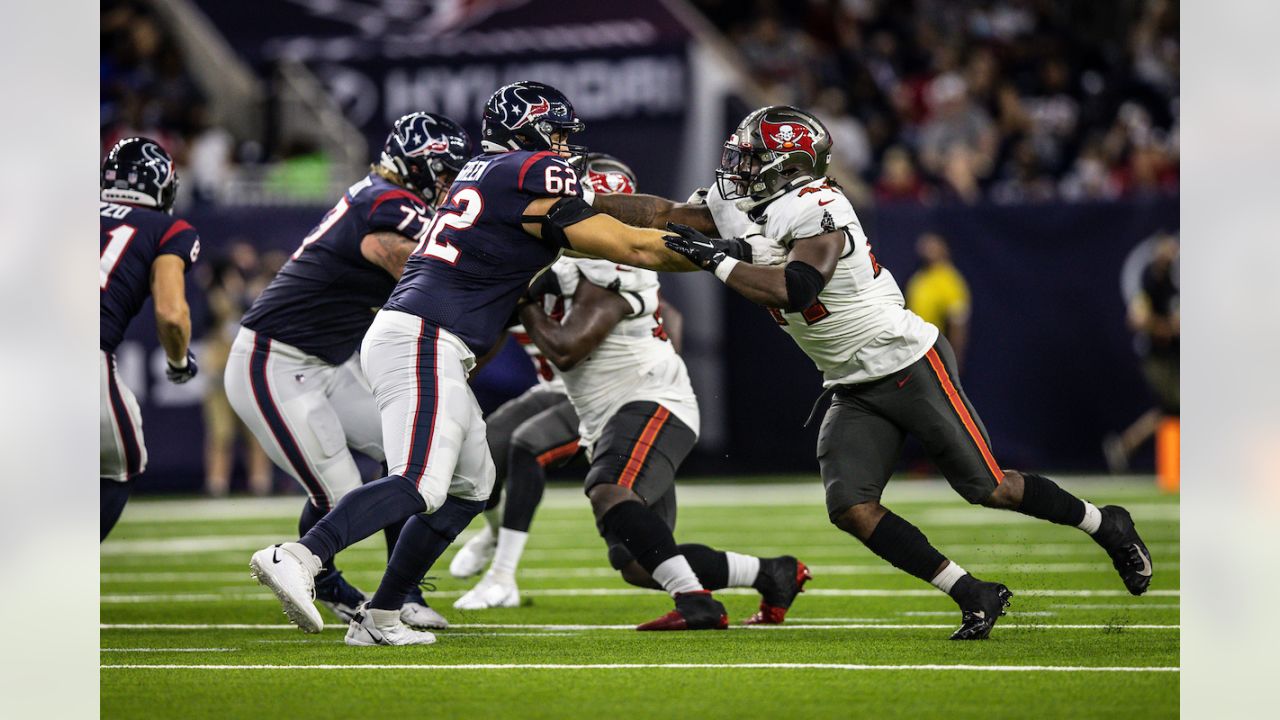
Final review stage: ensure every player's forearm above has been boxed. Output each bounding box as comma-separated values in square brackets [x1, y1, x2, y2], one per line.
[723, 263, 790, 308]
[593, 193, 718, 236]
[155, 303, 192, 364]
[518, 304, 588, 370]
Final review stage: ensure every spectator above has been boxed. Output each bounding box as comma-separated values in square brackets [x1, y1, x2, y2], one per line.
[905, 233, 972, 370]
[874, 145, 928, 203]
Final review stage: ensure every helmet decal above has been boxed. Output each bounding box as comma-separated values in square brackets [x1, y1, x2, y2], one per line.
[510, 97, 551, 129]
[760, 119, 816, 163]
[585, 169, 635, 195]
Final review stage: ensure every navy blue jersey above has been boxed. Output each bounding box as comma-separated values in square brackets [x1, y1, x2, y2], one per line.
[242, 173, 434, 364]
[100, 201, 201, 353]
[383, 150, 580, 355]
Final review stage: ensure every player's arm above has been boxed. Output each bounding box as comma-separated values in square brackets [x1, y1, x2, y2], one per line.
[518, 277, 629, 371]
[590, 192, 719, 236]
[658, 298, 685, 353]
[360, 231, 416, 279]
[666, 223, 843, 310]
[522, 197, 701, 272]
[151, 254, 196, 381]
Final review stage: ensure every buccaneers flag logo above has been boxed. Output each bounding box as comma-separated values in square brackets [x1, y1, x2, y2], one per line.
[586, 169, 635, 195]
[760, 119, 816, 162]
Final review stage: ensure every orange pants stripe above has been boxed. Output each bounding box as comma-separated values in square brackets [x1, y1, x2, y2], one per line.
[536, 439, 581, 467]
[617, 407, 670, 489]
[924, 348, 1003, 483]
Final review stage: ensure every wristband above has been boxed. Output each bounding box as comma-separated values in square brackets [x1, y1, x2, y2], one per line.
[169, 354, 189, 369]
[713, 257, 740, 282]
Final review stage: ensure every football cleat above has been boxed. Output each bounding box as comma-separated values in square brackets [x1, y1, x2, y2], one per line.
[345, 604, 437, 646]
[401, 586, 449, 629]
[314, 570, 367, 623]
[1091, 505, 1153, 595]
[636, 591, 729, 631]
[453, 573, 520, 610]
[449, 530, 497, 579]
[744, 556, 812, 625]
[950, 580, 1013, 641]
[249, 543, 324, 633]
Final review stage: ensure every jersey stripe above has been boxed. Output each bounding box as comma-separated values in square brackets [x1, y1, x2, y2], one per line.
[617, 406, 670, 489]
[516, 151, 557, 191]
[369, 188, 422, 217]
[246, 333, 331, 509]
[158, 219, 194, 247]
[923, 348, 1003, 483]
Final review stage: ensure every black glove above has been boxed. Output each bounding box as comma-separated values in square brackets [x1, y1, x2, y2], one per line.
[166, 350, 199, 384]
[662, 223, 752, 271]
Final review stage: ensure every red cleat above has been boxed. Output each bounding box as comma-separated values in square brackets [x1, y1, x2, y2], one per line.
[744, 558, 812, 625]
[636, 590, 729, 631]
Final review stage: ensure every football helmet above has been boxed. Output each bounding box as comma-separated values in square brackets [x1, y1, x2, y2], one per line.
[481, 81, 586, 155]
[100, 137, 179, 213]
[716, 105, 832, 207]
[379, 112, 472, 205]
[574, 152, 638, 195]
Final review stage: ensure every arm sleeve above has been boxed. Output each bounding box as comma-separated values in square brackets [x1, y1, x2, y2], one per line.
[156, 219, 201, 270]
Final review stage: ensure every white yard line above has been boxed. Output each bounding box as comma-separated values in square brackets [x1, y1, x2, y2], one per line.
[100, 648, 236, 652]
[100, 662, 1179, 673]
[100, 622, 1177, 631]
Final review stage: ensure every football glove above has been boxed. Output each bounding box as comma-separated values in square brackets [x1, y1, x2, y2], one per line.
[166, 350, 199, 384]
[663, 222, 751, 272]
[743, 232, 789, 266]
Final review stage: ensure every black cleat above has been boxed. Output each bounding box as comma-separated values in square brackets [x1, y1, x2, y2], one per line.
[949, 580, 1013, 641]
[1091, 505, 1153, 595]
[745, 556, 812, 625]
[636, 591, 729, 631]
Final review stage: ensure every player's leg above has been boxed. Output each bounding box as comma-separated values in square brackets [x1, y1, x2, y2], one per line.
[456, 396, 579, 609]
[225, 331, 368, 621]
[450, 389, 565, 579]
[820, 387, 1008, 640]
[911, 335, 1152, 596]
[587, 401, 727, 631]
[101, 351, 147, 541]
[354, 379, 493, 645]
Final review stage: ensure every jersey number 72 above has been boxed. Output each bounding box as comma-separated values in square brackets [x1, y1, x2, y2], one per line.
[414, 188, 483, 265]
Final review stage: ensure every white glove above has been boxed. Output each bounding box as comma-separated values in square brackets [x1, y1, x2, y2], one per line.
[685, 187, 709, 205]
[743, 232, 788, 266]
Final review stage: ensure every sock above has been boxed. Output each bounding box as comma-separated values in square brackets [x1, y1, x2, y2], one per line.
[677, 543, 729, 589]
[930, 561, 968, 595]
[100, 478, 132, 542]
[368, 496, 486, 610]
[502, 446, 547, 533]
[651, 555, 705, 596]
[482, 507, 502, 538]
[491, 527, 529, 578]
[367, 606, 402, 628]
[299, 475, 425, 565]
[864, 511, 949, 583]
[599, 501, 680, 573]
[1017, 473, 1087, 527]
[298, 501, 336, 576]
[1078, 501, 1103, 535]
[725, 551, 761, 588]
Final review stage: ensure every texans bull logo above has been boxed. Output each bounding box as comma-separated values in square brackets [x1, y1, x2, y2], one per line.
[760, 119, 816, 162]
[509, 97, 551, 129]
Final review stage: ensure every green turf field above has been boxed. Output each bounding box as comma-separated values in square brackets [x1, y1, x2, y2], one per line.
[101, 476, 1179, 719]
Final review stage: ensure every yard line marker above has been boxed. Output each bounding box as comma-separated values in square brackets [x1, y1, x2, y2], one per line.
[100, 648, 236, 652]
[99, 622, 1178, 632]
[100, 662, 1179, 673]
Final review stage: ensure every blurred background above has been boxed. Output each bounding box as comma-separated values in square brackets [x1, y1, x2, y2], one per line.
[101, 0, 1179, 496]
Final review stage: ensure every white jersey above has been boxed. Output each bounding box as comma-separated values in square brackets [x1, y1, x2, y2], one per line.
[511, 323, 565, 393]
[719, 178, 938, 386]
[549, 257, 700, 448]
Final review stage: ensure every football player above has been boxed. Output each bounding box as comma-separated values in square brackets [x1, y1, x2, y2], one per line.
[249, 81, 732, 644]
[594, 105, 1155, 640]
[228, 113, 471, 628]
[100, 137, 201, 540]
[454, 155, 809, 624]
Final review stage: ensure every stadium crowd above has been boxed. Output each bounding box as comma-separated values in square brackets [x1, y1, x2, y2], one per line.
[693, 0, 1179, 204]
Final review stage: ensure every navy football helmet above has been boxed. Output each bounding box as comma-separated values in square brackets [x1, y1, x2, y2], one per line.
[481, 81, 586, 155]
[379, 112, 473, 205]
[101, 137, 179, 213]
[574, 153, 638, 195]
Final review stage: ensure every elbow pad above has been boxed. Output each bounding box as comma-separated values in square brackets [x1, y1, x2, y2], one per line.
[784, 260, 826, 312]
[522, 196, 598, 249]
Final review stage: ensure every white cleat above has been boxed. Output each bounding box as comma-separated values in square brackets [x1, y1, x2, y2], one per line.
[345, 605, 437, 646]
[449, 529, 498, 579]
[401, 601, 449, 629]
[453, 573, 520, 610]
[249, 543, 324, 633]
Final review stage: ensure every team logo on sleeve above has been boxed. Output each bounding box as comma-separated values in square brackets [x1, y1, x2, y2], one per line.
[761, 120, 816, 162]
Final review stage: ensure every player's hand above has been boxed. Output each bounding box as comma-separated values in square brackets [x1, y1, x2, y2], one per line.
[166, 350, 198, 384]
[663, 223, 751, 271]
[743, 232, 789, 266]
